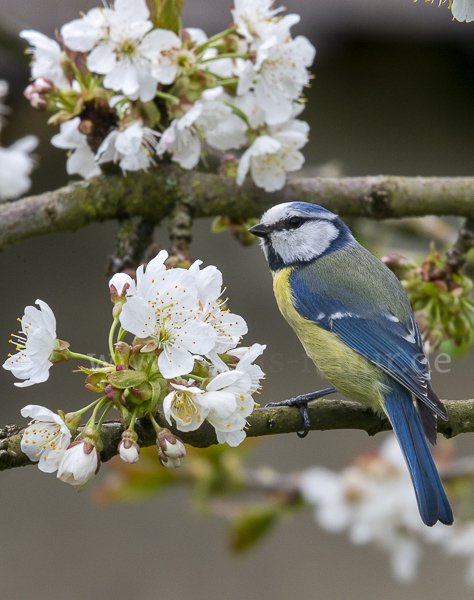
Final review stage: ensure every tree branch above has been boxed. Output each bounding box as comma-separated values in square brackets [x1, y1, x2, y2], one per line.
[2, 169, 474, 252]
[1, 398, 473, 472]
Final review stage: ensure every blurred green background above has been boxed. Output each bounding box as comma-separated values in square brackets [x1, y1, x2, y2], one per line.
[1, 0, 474, 598]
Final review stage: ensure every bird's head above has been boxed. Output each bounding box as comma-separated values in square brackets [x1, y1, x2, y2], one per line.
[249, 202, 354, 271]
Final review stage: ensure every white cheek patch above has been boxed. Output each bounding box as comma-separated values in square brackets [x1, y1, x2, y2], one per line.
[270, 220, 339, 263]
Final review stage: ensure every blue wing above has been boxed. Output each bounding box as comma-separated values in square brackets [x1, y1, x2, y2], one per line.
[290, 268, 447, 421]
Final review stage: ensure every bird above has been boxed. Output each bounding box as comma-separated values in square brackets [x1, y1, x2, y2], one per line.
[249, 201, 453, 527]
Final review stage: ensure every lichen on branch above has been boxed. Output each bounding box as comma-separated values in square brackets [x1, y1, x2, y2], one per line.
[2, 171, 474, 252]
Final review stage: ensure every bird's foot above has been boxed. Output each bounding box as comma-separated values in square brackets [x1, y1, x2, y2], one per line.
[266, 387, 337, 438]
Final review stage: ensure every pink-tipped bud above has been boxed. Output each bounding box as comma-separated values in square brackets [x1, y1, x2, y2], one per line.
[24, 78, 54, 110]
[118, 430, 140, 464]
[109, 272, 133, 317]
[156, 428, 186, 469]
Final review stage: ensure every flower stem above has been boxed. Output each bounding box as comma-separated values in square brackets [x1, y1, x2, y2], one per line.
[181, 373, 205, 382]
[207, 78, 239, 88]
[199, 53, 247, 64]
[67, 350, 113, 367]
[76, 398, 104, 417]
[117, 327, 127, 342]
[97, 403, 113, 430]
[155, 90, 180, 104]
[222, 101, 251, 127]
[84, 397, 108, 432]
[196, 27, 237, 54]
[109, 317, 119, 363]
[129, 406, 140, 432]
[147, 411, 161, 433]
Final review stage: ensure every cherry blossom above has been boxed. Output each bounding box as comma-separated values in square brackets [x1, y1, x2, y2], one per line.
[2, 300, 57, 387]
[163, 383, 210, 432]
[96, 122, 160, 173]
[237, 117, 309, 191]
[20, 30, 70, 89]
[51, 117, 101, 179]
[20, 405, 72, 473]
[0, 136, 38, 201]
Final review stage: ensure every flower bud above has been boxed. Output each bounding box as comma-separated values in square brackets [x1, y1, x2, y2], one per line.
[156, 428, 186, 469]
[57, 439, 101, 491]
[24, 78, 54, 110]
[109, 272, 133, 316]
[118, 430, 140, 464]
[78, 119, 94, 135]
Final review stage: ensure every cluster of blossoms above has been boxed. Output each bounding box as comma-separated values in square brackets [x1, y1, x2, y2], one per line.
[3, 251, 265, 489]
[300, 435, 474, 584]
[20, 0, 314, 191]
[0, 80, 38, 201]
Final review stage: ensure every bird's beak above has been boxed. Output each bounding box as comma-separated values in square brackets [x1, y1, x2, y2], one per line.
[249, 223, 271, 238]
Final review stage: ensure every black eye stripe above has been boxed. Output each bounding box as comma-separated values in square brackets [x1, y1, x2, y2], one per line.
[270, 216, 322, 232]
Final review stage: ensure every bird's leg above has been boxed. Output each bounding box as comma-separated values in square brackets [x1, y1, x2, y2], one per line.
[266, 387, 337, 439]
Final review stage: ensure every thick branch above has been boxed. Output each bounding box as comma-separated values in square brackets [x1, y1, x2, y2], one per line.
[1, 398, 473, 471]
[2, 170, 474, 251]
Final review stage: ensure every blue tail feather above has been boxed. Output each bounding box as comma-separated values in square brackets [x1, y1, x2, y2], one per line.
[384, 383, 453, 527]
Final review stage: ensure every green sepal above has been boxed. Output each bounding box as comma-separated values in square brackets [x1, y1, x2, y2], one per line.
[107, 369, 148, 389]
[128, 382, 153, 405]
[85, 371, 108, 393]
[148, 378, 168, 412]
[130, 341, 158, 372]
[114, 341, 131, 367]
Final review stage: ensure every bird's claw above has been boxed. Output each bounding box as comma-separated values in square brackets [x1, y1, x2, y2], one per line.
[266, 387, 337, 438]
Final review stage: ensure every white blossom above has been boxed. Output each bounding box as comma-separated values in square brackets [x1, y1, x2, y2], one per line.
[3, 299, 56, 387]
[231, 0, 284, 41]
[96, 122, 160, 173]
[204, 370, 253, 446]
[60, 7, 109, 53]
[0, 136, 38, 201]
[203, 343, 265, 446]
[157, 90, 247, 169]
[163, 383, 210, 432]
[62, 0, 159, 101]
[141, 29, 188, 85]
[237, 117, 309, 191]
[20, 30, 70, 89]
[20, 405, 71, 473]
[300, 435, 425, 582]
[57, 440, 100, 491]
[237, 16, 315, 125]
[119, 256, 215, 378]
[186, 259, 248, 364]
[442, 524, 474, 585]
[51, 117, 101, 179]
[125, 249, 168, 298]
[157, 106, 202, 169]
[451, 0, 474, 22]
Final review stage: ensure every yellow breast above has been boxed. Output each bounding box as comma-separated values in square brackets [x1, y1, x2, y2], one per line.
[272, 268, 387, 412]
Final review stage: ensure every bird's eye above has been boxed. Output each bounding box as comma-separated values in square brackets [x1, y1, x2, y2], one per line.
[288, 216, 303, 229]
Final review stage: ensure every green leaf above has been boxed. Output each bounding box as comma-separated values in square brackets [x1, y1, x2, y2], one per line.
[229, 506, 279, 554]
[107, 370, 148, 389]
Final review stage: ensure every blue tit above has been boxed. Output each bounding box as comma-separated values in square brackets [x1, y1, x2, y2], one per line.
[249, 201, 453, 527]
